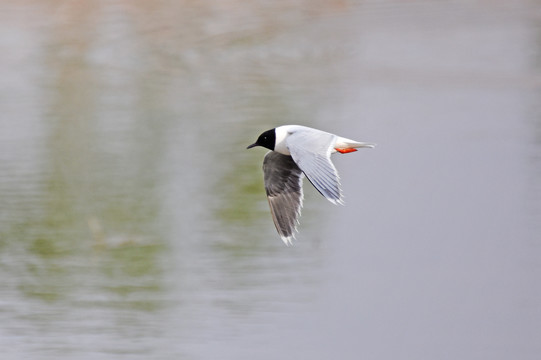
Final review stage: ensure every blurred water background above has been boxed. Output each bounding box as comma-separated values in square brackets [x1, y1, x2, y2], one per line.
[1, 0, 541, 359]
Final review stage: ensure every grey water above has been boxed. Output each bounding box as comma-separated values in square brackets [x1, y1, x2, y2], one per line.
[1, 1, 540, 359]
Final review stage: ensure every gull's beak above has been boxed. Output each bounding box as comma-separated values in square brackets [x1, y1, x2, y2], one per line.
[358, 142, 376, 148]
[246, 143, 258, 149]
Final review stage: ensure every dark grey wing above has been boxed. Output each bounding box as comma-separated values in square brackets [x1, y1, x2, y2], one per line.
[286, 130, 343, 204]
[263, 151, 304, 245]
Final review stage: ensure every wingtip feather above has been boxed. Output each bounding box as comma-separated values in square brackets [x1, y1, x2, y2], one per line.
[281, 235, 294, 246]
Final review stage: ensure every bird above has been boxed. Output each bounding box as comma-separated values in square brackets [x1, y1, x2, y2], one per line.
[247, 125, 374, 245]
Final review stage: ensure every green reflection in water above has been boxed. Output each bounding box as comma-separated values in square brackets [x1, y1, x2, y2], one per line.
[216, 152, 265, 224]
[1, 7, 171, 312]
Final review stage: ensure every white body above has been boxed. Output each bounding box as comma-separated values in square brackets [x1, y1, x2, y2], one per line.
[274, 125, 370, 156]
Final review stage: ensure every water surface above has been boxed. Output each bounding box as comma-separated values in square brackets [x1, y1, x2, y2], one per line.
[0, 1, 540, 359]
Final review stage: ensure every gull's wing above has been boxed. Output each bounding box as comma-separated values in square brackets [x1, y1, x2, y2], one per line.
[286, 129, 343, 204]
[263, 151, 304, 245]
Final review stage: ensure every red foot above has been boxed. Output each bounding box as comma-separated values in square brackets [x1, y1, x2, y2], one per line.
[335, 148, 358, 154]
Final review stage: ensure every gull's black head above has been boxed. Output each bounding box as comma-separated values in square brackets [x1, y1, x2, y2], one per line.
[246, 128, 276, 151]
